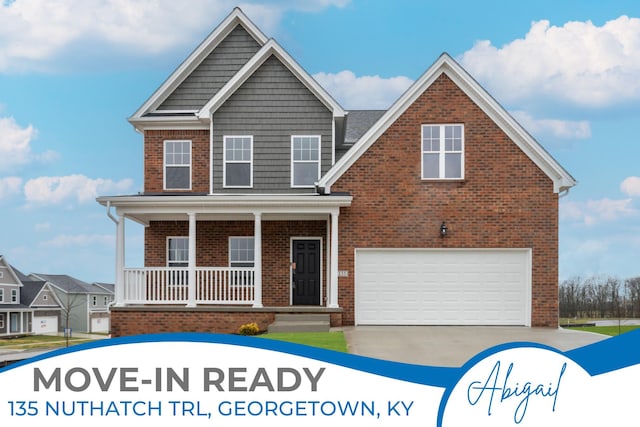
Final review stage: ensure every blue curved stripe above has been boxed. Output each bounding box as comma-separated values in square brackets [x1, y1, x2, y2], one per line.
[566, 329, 640, 375]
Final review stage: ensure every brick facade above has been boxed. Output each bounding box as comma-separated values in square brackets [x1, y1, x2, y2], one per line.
[144, 129, 210, 193]
[332, 74, 559, 327]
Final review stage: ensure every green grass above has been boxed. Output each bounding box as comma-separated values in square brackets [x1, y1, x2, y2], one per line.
[258, 331, 348, 353]
[0, 335, 95, 350]
[563, 325, 640, 336]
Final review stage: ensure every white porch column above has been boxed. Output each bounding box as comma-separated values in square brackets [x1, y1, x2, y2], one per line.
[329, 211, 340, 308]
[187, 212, 197, 307]
[253, 212, 263, 308]
[115, 214, 125, 306]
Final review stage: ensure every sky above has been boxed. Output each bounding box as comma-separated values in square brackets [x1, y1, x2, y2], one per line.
[0, 0, 639, 284]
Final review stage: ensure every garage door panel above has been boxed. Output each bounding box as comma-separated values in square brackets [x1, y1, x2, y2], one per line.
[356, 249, 530, 326]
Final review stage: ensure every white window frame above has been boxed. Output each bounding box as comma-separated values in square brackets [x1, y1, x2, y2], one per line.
[291, 135, 321, 188]
[11, 289, 17, 303]
[104, 296, 109, 305]
[421, 124, 464, 180]
[92, 295, 97, 307]
[43, 294, 48, 301]
[223, 136, 253, 188]
[167, 236, 189, 267]
[163, 140, 192, 190]
[229, 237, 255, 268]
[0, 288, 3, 303]
[0, 314, 4, 329]
[0, 271, 3, 279]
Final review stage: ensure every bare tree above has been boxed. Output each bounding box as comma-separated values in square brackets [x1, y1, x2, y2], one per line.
[59, 293, 84, 347]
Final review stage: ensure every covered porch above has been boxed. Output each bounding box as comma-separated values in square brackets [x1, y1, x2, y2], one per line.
[98, 194, 352, 310]
[0, 307, 33, 337]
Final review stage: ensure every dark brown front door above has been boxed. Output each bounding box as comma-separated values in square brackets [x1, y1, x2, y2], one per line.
[292, 239, 321, 305]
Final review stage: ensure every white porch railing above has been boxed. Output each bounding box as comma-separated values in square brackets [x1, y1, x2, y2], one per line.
[122, 267, 255, 305]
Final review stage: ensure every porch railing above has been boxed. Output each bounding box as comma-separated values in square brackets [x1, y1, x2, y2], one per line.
[122, 267, 255, 305]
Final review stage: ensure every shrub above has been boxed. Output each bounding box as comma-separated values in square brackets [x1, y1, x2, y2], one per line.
[238, 322, 260, 336]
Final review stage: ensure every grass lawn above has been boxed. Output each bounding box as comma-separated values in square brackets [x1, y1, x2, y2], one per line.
[564, 325, 640, 337]
[258, 331, 348, 353]
[0, 335, 95, 350]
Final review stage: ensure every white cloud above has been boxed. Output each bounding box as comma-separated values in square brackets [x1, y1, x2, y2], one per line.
[0, 176, 22, 199]
[621, 176, 640, 197]
[510, 111, 591, 140]
[561, 198, 637, 226]
[313, 70, 413, 109]
[460, 16, 640, 107]
[24, 174, 133, 205]
[0, 116, 36, 171]
[40, 233, 115, 248]
[34, 222, 50, 231]
[0, 0, 349, 72]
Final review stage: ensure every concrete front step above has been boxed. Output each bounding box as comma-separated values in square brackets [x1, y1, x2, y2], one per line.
[268, 314, 330, 333]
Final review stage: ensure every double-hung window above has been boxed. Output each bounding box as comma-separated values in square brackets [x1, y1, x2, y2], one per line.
[0, 289, 3, 303]
[291, 136, 321, 187]
[167, 237, 189, 267]
[11, 289, 17, 303]
[164, 140, 191, 190]
[229, 237, 255, 268]
[224, 136, 253, 188]
[421, 124, 464, 180]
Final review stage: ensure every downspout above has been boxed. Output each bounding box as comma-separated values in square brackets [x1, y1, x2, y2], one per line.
[106, 200, 118, 224]
[558, 188, 571, 198]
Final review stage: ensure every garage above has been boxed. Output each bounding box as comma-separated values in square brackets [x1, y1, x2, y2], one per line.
[34, 316, 59, 334]
[355, 249, 531, 326]
[91, 317, 110, 333]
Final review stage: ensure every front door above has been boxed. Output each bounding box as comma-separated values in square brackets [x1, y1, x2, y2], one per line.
[292, 239, 321, 305]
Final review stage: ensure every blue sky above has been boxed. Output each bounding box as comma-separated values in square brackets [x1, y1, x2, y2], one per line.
[1, 0, 639, 283]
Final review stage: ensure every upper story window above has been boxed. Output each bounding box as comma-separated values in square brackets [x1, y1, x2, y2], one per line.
[224, 136, 253, 188]
[421, 124, 464, 180]
[229, 237, 255, 268]
[164, 140, 192, 190]
[291, 136, 321, 187]
[92, 295, 97, 307]
[0, 288, 3, 302]
[167, 236, 189, 267]
[11, 289, 17, 303]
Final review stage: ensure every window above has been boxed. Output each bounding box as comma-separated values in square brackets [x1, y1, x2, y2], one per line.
[0, 314, 4, 329]
[43, 294, 48, 301]
[0, 289, 3, 302]
[224, 136, 253, 188]
[11, 289, 17, 303]
[164, 140, 191, 190]
[92, 295, 97, 306]
[0, 271, 3, 278]
[421, 124, 464, 179]
[167, 237, 189, 267]
[104, 296, 109, 305]
[229, 237, 255, 267]
[291, 136, 321, 187]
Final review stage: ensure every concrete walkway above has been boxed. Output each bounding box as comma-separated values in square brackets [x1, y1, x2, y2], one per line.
[343, 326, 608, 367]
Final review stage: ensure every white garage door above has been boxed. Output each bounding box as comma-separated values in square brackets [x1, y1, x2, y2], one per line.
[355, 249, 531, 326]
[91, 317, 110, 333]
[34, 316, 58, 334]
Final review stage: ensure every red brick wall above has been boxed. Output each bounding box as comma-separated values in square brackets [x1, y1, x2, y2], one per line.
[144, 129, 210, 193]
[332, 74, 559, 327]
[144, 220, 327, 307]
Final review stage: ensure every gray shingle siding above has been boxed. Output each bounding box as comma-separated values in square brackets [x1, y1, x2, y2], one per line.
[212, 55, 333, 193]
[158, 24, 262, 111]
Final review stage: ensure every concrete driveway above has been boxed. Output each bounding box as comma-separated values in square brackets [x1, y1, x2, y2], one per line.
[342, 326, 607, 367]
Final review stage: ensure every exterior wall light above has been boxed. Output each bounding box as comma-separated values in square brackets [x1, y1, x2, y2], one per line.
[440, 221, 448, 238]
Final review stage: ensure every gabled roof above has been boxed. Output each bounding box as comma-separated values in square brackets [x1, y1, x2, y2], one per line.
[30, 274, 112, 295]
[319, 53, 577, 194]
[197, 38, 345, 119]
[0, 255, 24, 286]
[20, 281, 63, 308]
[129, 7, 268, 124]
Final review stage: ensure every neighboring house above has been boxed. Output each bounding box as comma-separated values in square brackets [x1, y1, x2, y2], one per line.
[20, 280, 64, 335]
[0, 256, 32, 336]
[30, 274, 114, 334]
[97, 8, 575, 335]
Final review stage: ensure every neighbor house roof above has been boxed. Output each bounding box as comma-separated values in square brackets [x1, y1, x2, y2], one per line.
[19, 281, 46, 306]
[319, 53, 577, 194]
[30, 274, 112, 295]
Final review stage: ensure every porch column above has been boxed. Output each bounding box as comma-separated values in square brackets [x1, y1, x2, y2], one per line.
[115, 214, 125, 306]
[329, 211, 340, 308]
[187, 212, 197, 307]
[253, 212, 263, 308]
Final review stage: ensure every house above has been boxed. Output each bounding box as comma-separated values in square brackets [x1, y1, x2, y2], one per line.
[97, 8, 575, 335]
[0, 256, 32, 336]
[30, 274, 114, 334]
[20, 280, 64, 335]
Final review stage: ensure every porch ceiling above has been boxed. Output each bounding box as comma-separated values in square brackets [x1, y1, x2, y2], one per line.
[97, 194, 352, 225]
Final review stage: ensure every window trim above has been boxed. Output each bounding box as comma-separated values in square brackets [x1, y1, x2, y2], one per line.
[163, 139, 192, 190]
[92, 295, 97, 307]
[166, 236, 189, 268]
[0, 288, 3, 303]
[0, 313, 4, 329]
[291, 135, 321, 188]
[421, 124, 465, 180]
[223, 135, 253, 188]
[11, 289, 17, 303]
[228, 236, 255, 268]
